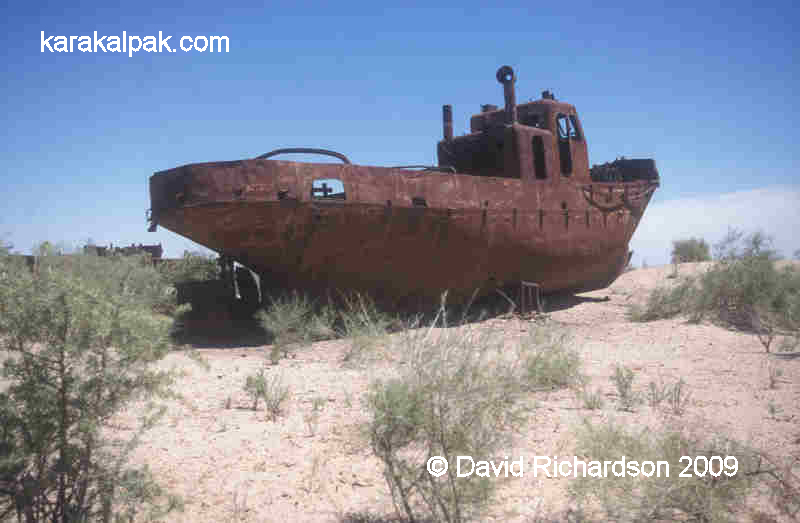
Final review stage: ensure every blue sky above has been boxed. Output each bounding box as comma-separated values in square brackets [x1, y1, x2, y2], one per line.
[2, 0, 798, 265]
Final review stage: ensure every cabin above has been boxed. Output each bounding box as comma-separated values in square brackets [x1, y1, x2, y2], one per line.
[437, 66, 657, 184]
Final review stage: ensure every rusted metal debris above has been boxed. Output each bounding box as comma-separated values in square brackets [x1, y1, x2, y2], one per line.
[84, 242, 164, 259]
[148, 65, 659, 308]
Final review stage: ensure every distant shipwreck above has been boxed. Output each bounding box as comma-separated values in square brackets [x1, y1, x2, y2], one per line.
[148, 65, 659, 310]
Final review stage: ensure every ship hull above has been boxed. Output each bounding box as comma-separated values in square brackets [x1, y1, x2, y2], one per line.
[149, 159, 657, 306]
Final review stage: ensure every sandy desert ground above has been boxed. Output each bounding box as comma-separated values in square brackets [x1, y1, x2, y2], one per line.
[116, 262, 800, 522]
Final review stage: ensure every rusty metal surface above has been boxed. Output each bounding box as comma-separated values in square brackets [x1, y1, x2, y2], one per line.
[148, 66, 659, 307]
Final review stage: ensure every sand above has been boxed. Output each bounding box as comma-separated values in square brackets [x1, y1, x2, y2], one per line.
[115, 263, 799, 522]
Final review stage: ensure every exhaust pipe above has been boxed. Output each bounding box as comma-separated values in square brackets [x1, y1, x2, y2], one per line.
[496, 65, 516, 125]
[442, 105, 453, 141]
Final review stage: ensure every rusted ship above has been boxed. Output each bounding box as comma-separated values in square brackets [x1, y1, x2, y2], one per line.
[148, 66, 659, 308]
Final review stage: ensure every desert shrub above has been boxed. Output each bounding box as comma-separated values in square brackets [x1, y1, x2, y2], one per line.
[647, 378, 691, 415]
[522, 331, 582, 391]
[366, 310, 567, 523]
[767, 363, 784, 389]
[25, 248, 180, 316]
[243, 368, 290, 421]
[579, 386, 605, 410]
[569, 421, 758, 522]
[258, 292, 336, 362]
[570, 420, 800, 522]
[338, 292, 394, 364]
[258, 291, 395, 364]
[631, 231, 800, 346]
[0, 251, 180, 521]
[157, 250, 219, 286]
[671, 237, 711, 263]
[26, 250, 176, 315]
[0, 240, 26, 277]
[304, 396, 326, 436]
[627, 277, 695, 322]
[694, 232, 799, 336]
[32, 240, 71, 257]
[610, 364, 641, 411]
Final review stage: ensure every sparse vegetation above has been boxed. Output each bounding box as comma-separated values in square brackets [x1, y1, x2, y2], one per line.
[0, 238, 11, 256]
[305, 396, 327, 436]
[647, 377, 691, 415]
[365, 308, 568, 523]
[767, 400, 783, 420]
[258, 290, 394, 364]
[666, 260, 680, 279]
[156, 250, 219, 287]
[243, 368, 290, 420]
[0, 250, 181, 521]
[258, 291, 335, 363]
[667, 378, 691, 415]
[767, 363, 784, 389]
[569, 421, 761, 522]
[338, 292, 395, 365]
[628, 277, 694, 321]
[523, 331, 583, 391]
[570, 420, 800, 522]
[671, 237, 711, 263]
[629, 230, 800, 352]
[579, 385, 605, 410]
[646, 378, 671, 409]
[611, 364, 641, 411]
[3, 236, 796, 522]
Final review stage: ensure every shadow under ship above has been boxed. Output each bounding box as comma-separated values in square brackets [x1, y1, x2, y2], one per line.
[148, 66, 660, 308]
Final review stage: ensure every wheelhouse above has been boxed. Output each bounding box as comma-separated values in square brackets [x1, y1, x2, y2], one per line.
[436, 66, 589, 182]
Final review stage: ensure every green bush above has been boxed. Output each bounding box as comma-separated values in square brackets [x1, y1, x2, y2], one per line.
[0, 252, 180, 521]
[647, 378, 691, 415]
[522, 330, 582, 391]
[671, 237, 711, 263]
[156, 250, 219, 287]
[628, 277, 695, 322]
[569, 421, 759, 522]
[569, 420, 800, 522]
[366, 310, 571, 523]
[579, 386, 605, 410]
[243, 368, 290, 421]
[257, 292, 337, 363]
[257, 291, 394, 364]
[611, 364, 641, 411]
[631, 231, 800, 348]
[337, 292, 394, 365]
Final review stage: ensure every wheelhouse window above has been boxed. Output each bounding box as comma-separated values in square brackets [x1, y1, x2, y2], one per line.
[557, 115, 569, 139]
[532, 135, 547, 179]
[569, 115, 582, 140]
[556, 114, 573, 176]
